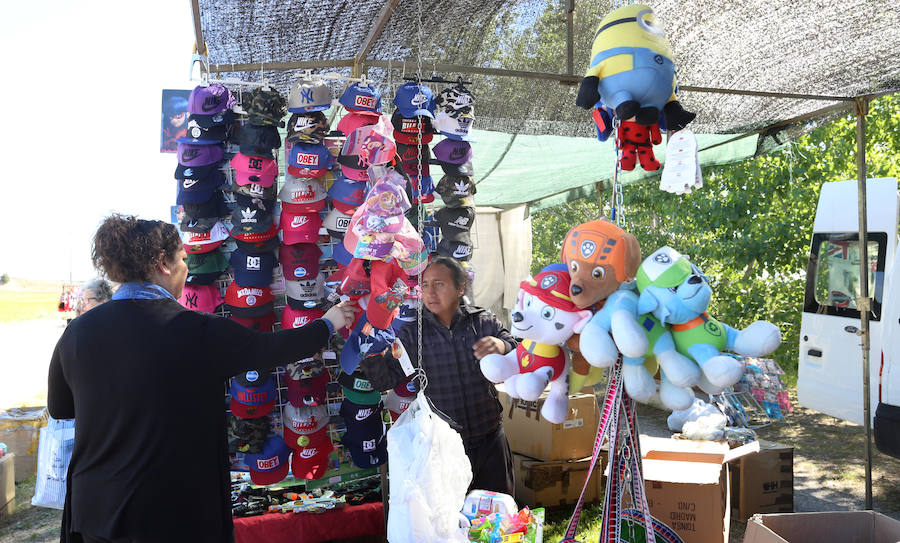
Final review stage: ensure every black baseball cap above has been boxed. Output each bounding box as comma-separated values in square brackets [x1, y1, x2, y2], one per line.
[234, 191, 276, 213]
[437, 238, 473, 261]
[182, 191, 228, 220]
[230, 247, 277, 288]
[174, 162, 218, 181]
[435, 206, 475, 240]
[176, 117, 230, 145]
[176, 169, 226, 205]
[190, 109, 235, 129]
[230, 205, 275, 234]
[238, 123, 282, 159]
[231, 182, 277, 201]
[234, 236, 281, 255]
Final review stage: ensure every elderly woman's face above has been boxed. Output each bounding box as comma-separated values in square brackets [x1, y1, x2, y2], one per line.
[79, 290, 105, 315]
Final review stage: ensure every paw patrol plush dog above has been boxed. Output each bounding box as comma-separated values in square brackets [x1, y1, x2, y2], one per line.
[636, 247, 782, 390]
[575, 4, 695, 130]
[480, 266, 592, 424]
[560, 220, 647, 369]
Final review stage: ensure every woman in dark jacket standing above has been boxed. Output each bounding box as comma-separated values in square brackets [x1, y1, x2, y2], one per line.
[48, 215, 355, 543]
[359, 256, 518, 495]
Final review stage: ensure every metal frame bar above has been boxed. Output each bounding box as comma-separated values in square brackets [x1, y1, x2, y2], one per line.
[190, 0, 206, 57]
[355, 0, 403, 76]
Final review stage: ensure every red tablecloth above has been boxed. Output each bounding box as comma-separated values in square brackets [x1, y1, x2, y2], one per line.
[234, 502, 385, 543]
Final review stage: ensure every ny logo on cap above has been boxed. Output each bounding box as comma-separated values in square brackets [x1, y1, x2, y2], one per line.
[300, 88, 314, 103]
[246, 256, 261, 271]
[184, 292, 199, 308]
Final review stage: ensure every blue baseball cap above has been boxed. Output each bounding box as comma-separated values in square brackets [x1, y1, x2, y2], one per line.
[341, 432, 388, 468]
[339, 83, 382, 113]
[229, 370, 277, 419]
[340, 398, 385, 441]
[229, 247, 276, 288]
[339, 314, 396, 374]
[243, 435, 291, 485]
[175, 169, 225, 205]
[327, 175, 367, 214]
[392, 82, 435, 119]
[287, 142, 335, 172]
[332, 240, 353, 266]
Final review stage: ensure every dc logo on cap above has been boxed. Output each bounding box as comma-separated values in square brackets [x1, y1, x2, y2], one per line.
[580, 240, 596, 259]
[653, 252, 672, 264]
[294, 267, 307, 278]
[362, 439, 376, 452]
[246, 371, 259, 382]
[540, 275, 558, 290]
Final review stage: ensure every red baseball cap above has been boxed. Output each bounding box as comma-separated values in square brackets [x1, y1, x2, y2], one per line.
[230, 153, 278, 187]
[279, 242, 322, 281]
[224, 282, 274, 318]
[337, 111, 378, 136]
[230, 312, 275, 331]
[280, 211, 322, 245]
[231, 222, 278, 244]
[281, 304, 324, 330]
[244, 435, 292, 485]
[366, 260, 408, 329]
[286, 369, 329, 407]
[289, 426, 334, 480]
[520, 269, 579, 313]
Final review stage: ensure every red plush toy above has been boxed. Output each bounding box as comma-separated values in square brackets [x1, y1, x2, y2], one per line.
[617, 120, 661, 171]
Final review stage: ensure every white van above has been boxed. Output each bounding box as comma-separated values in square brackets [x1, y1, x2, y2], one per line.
[797, 177, 900, 457]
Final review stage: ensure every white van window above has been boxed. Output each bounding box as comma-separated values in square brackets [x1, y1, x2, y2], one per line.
[804, 232, 887, 320]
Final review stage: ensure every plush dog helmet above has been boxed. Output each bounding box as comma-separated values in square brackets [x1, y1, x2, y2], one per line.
[635, 246, 692, 291]
[520, 267, 579, 312]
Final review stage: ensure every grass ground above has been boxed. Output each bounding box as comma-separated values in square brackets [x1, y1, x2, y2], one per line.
[0, 279, 73, 324]
[0, 476, 61, 543]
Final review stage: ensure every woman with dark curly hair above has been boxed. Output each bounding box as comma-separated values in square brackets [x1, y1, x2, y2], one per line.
[48, 214, 356, 543]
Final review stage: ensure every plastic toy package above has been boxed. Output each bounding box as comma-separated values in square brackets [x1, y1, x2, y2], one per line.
[738, 357, 794, 420]
[466, 507, 544, 543]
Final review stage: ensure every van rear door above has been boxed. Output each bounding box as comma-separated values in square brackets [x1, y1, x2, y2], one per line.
[797, 178, 897, 425]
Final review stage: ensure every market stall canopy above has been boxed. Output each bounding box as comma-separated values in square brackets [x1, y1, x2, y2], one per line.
[195, 0, 900, 207]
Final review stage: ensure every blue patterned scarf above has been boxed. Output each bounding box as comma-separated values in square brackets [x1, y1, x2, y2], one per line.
[112, 282, 176, 302]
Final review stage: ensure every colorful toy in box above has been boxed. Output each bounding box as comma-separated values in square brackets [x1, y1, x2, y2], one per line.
[633, 246, 782, 405]
[575, 4, 695, 131]
[479, 265, 592, 423]
[461, 490, 517, 521]
[466, 507, 540, 543]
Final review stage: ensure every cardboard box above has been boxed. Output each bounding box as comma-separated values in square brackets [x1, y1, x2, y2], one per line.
[641, 436, 759, 543]
[0, 407, 47, 482]
[513, 452, 606, 508]
[499, 388, 600, 461]
[0, 454, 15, 517]
[742, 511, 900, 542]
[729, 439, 794, 521]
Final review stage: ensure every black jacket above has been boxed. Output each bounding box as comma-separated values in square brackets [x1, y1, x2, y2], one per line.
[48, 298, 331, 543]
[359, 303, 516, 443]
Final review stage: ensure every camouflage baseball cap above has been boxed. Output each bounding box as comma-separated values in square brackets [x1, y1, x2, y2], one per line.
[244, 87, 288, 128]
[286, 112, 330, 144]
[227, 413, 270, 454]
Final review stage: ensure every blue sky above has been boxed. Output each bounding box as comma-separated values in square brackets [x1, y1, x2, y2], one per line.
[0, 1, 195, 281]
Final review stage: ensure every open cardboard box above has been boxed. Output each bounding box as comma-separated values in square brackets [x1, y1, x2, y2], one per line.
[742, 511, 900, 542]
[640, 436, 760, 543]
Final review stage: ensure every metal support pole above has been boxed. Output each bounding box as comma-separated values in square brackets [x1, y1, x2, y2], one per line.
[854, 97, 873, 510]
[566, 0, 575, 75]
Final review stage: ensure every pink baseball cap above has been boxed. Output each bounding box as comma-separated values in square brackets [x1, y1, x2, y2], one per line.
[338, 164, 370, 182]
[281, 304, 324, 330]
[337, 111, 378, 137]
[280, 211, 323, 245]
[230, 153, 278, 187]
[279, 242, 322, 281]
[178, 284, 223, 313]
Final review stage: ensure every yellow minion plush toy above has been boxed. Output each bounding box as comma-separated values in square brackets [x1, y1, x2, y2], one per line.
[575, 4, 695, 130]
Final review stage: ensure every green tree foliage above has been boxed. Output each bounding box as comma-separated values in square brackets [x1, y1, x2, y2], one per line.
[0, 273, 8, 285]
[531, 94, 900, 379]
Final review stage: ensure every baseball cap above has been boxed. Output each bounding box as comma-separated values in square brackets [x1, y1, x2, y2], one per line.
[435, 206, 475, 238]
[176, 116, 229, 145]
[337, 370, 379, 402]
[174, 161, 217, 182]
[339, 83, 382, 113]
[230, 312, 276, 331]
[434, 84, 475, 112]
[285, 367, 329, 407]
[288, 79, 332, 113]
[182, 192, 228, 222]
[327, 176, 367, 214]
[233, 192, 277, 214]
[391, 112, 435, 138]
[232, 181, 277, 201]
[178, 284, 223, 313]
[393, 374, 419, 398]
[323, 208, 352, 238]
[231, 205, 275, 235]
[224, 283, 274, 317]
[243, 435, 291, 486]
[229, 370, 277, 419]
[408, 175, 435, 204]
[280, 211, 323, 245]
[339, 314, 395, 374]
[282, 404, 329, 445]
[432, 138, 472, 165]
[284, 274, 325, 306]
[338, 163, 370, 182]
[392, 81, 436, 118]
[287, 142, 335, 178]
[280, 176, 327, 214]
[339, 399, 384, 440]
[238, 124, 281, 159]
[521, 267, 580, 313]
[290, 428, 334, 480]
[396, 141, 431, 164]
[384, 390, 413, 421]
[234, 236, 280, 255]
[281, 304, 324, 332]
[189, 109, 235, 129]
[436, 175, 476, 207]
[366, 259, 409, 329]
[244, 87, 287, 128]
[230, 154, 278, 187]
[286, 111, 330, 144]
[342, 434, 388, 469]
[187, 250, 228, 275]
[185, 271, 223, 286]
[279, 243, 321, 281]
[227, 414, 269, 454]
[230, 247, 276, 287]
[336, 111, 378, 138]
[178, 142, 224, 167]
[332, 240, 353, 266]
[187, 83, 236, 115]
[182, 222, 229, 254]
[437, 238, 473, 261]
[175, 170, 225, 205]
[392, 298, 420, 333]
[336, 258, 371, 300]
[340, 116, 396, 168]
[433, 110, 475, 141]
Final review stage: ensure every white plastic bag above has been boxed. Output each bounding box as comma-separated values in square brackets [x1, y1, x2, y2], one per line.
[31, 416, 75, 509]
[387, 395, 472, 543]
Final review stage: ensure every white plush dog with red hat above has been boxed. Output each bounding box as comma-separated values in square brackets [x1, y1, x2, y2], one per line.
[480, 265, 593, 423]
